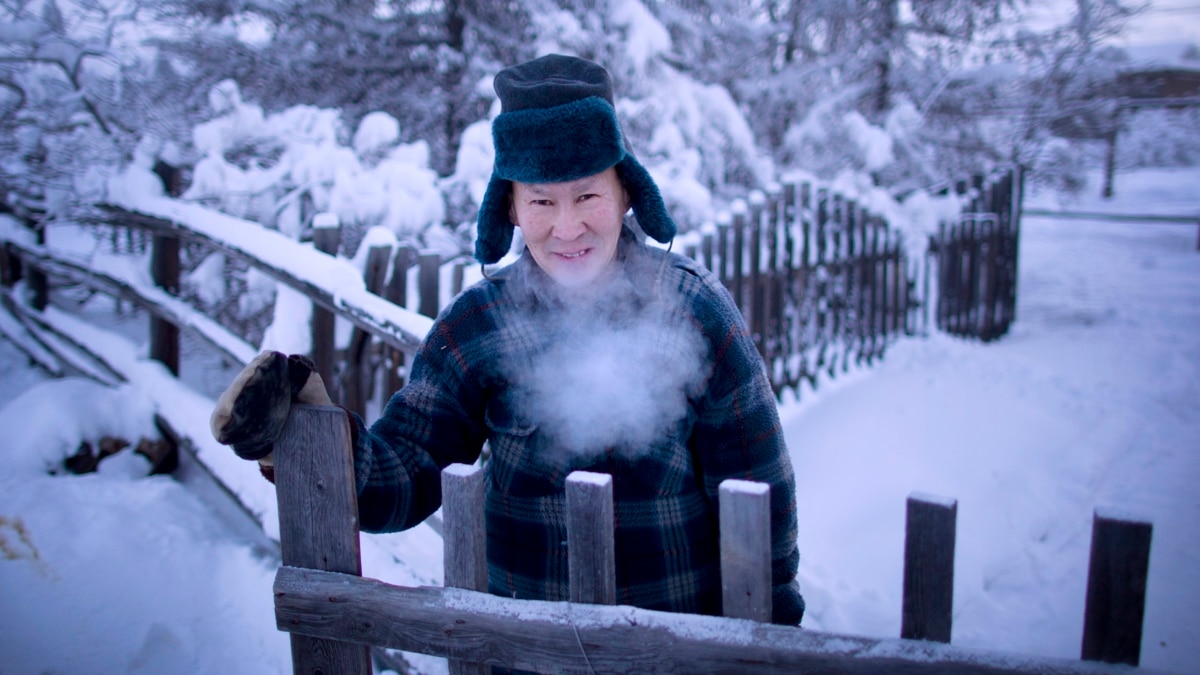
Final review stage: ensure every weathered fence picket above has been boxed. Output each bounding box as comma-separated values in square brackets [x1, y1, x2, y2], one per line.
[902, 493, 958, 643]
[441, 463, 488, 675]
[273, 404, 370, 675]
[719, 479, 772, 623]
[1082, 510, 1154, 666]
[565, 471, 617, 605]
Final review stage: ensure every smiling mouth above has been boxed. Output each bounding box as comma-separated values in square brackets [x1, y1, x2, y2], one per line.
[557, 250, 589, 259]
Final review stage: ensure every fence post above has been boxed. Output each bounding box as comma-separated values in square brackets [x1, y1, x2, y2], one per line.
[25, 217, 48, 311]
[716, 215, 731, 291]
[311, 213, 340, 390]
[719, 479, 772, 623]
[417, 252, 441, 319]
[452, 260, 467, 297]
[901, 493, 957, 643]
[566, 471, 616, 605]
[273, 404, 370, 675]
[342, 245, 391, 417]
[731, 203, 747, 320]
[149, 161, 183, 375]
[1081, 509, 1152, 666]
[384, 246, 415, 394]
[1, 241, 21, 289]
[442, 463, 488, 675]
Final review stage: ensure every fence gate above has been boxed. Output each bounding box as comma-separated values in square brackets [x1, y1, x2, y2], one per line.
[932, 167, 1022, 342]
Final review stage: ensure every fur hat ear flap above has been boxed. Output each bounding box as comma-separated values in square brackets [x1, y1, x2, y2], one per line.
[616, 154, 677, 245]
[474, 174, 515, 265]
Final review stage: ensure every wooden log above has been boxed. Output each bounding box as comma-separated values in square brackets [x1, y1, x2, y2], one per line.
[719, 479, 771, 623]
[1081, 509, 1152, 666]
[902, 493, 957, 643]
[442, 463, 488, 675]
[566, 471, 616, 605]
[274, 404, 370, 675]
[274, 567, 1127, 674]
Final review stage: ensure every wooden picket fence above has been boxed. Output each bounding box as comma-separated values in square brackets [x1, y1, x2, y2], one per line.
[270, 404, 1153, 674]
[680, 182, 913, 397]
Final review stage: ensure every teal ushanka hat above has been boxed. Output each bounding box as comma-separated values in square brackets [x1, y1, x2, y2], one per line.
[474, 53, 678, 265]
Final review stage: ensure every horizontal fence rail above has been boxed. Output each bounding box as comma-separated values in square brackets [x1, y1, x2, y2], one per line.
[272, 405, 1156, 674]
[1024, 208, 1200, 252]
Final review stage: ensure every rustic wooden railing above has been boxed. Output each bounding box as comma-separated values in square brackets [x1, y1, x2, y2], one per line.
[0, 194, 443, 420]
[3, 161, 1024, 415]
[271, 405, 1155, 674]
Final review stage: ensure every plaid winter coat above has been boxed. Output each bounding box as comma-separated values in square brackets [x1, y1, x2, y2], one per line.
[349, 231, 804, 625]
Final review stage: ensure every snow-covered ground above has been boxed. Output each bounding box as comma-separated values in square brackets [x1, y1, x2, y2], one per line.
[1, 167, 1198, 673]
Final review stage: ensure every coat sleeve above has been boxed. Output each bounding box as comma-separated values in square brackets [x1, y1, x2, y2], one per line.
[349, 301, 491, 533]
[689, 278, 804, 625]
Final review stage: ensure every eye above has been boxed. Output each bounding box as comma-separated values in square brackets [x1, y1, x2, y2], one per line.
[530, 199, 553, 207]
[577, 193, 598, 203]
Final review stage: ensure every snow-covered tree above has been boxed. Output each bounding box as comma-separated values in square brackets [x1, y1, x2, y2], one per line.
[148, 0, 533, 176]
[0, 0, 148, 220]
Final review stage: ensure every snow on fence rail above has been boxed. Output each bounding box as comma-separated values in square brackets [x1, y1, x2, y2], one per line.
[272, 404, 1155, 674]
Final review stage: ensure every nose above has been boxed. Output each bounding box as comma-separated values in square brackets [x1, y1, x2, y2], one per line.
[550, 204, 587, 240]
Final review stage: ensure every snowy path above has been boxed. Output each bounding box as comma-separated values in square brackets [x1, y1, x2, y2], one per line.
[784, 200, 1200, 672]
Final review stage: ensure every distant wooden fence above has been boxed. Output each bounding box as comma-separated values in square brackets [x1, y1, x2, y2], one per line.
[270, 405, 1153, 674]
[681, 182, 914, 397]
